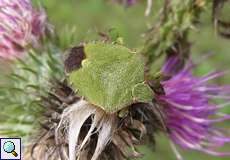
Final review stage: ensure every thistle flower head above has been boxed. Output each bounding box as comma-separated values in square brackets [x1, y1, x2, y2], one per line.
[0, 0, 47, 59]
[30, 43, 166, 160]
[29, 80, 165, 160]
[157, 56, 230, 158]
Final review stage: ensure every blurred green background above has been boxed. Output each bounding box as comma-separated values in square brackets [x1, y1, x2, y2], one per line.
[33, 0, 229, 159]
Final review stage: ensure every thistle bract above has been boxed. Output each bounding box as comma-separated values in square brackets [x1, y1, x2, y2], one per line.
[69, 42, 153, 113]
[0, 0, 47, 59]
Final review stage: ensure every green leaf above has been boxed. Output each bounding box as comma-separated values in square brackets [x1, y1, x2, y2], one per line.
[69, 42, 151, 113]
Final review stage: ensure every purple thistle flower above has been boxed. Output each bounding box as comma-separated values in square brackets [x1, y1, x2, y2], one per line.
[111, 0, 153, 16]
[0, 0, 47, 59]
[126, 0, 137, 6]
[112, 0, 137, 6]
[156, 56, 230, 158]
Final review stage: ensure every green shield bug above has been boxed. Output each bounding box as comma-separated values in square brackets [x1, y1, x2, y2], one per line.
[67, 42, 153, 113]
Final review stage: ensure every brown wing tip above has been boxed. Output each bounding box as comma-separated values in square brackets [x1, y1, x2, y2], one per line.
[64, 45, 86, 73]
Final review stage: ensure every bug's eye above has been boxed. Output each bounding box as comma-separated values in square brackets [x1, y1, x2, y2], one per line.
[64, 45, 86, 73]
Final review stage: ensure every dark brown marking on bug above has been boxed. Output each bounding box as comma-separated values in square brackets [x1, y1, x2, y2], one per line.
[64, 45, 86, 73]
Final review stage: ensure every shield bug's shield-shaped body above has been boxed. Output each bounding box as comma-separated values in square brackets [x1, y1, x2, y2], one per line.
[67, 42, 153, 113]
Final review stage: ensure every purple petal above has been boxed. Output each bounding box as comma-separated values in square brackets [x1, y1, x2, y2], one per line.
[157, 57, 230, 157]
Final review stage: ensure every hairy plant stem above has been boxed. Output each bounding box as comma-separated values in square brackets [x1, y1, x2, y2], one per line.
[141, 0, 207, 64]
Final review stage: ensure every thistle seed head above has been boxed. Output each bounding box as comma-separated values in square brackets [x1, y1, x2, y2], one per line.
[30, 81, 166, 160]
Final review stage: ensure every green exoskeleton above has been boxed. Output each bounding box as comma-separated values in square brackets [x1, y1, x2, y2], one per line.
[67, 42, 154, 113]
[60, 42, 164, 160]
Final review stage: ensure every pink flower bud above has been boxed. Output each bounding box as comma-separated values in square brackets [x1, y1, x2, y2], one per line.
[0, 0, 47, 59]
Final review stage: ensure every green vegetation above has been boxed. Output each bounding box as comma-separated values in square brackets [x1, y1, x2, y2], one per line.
[35, 0, 230, 159]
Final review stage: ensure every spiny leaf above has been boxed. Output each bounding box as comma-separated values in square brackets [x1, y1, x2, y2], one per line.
[0, 47, 64, 139]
